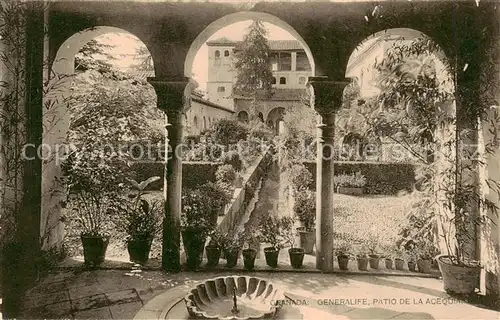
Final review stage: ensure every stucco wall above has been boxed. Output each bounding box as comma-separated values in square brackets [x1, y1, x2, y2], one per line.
[184, 96, 235, 136]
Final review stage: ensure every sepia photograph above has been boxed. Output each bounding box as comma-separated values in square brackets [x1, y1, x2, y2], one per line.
[0, 0, 499, 319]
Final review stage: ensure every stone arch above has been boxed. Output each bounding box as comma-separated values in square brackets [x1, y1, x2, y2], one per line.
[184, 11, 316, 78]
[267, 107, 286, 135]
[237, 111, 249, 123]
[43, 26, 157, 250]
[52, 26, 155, 77]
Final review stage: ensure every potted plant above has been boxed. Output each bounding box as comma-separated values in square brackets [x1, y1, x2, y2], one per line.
[392, 246, 405, 270]
[416, 239, 438, 274]
[258, 214, 288, 268]
[220, 228, 245, 268]
[293, 189, 316, 254]
[405, 248, 417, 272]
[281, 216, 304, 269]
[337, 172, 366, 196]
[113, 177, 162, 264]
[181, 188, 215, 270]
[366, 238, 381, 269]
[355, 245, 369, 271]
[205, 229, 224, 268]
[335, 241, 352, 271]
[241, 230, 257, 271]
[61, 146, 128, 267]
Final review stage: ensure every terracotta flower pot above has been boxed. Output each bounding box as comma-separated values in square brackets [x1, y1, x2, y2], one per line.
[181, 229, 206, 270]
[264, 247, 279, 268]
[297, 228, 315, 254]
[369, 254, 380, 269]
[337, 255, 349, 270]
[205, 245, 221, 268]
[242, 248, 257, 271]
[395, 258, 404, 270]
[357, 256, 368, 271]
[417, 259, 431, 273]
[437, 255, 481, 295]
[408, 260, 417, 272]
[81, 235, 109, 267]
[288, 248, 305, 269]
[385, 258, 393, 269]
[127, 238, 152, 264]
[224, 249, 240, 268]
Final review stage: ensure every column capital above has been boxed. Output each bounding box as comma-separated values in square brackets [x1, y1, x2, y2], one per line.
[307, 77, 350, 116]
[147, 76, 198, 112]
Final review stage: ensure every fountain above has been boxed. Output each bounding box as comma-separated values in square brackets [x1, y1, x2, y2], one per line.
[184, 276, 283, 319]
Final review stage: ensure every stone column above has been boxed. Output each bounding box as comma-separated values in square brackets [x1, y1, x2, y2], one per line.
[307, 77, 349, 271]
[148, 77, 194, 272]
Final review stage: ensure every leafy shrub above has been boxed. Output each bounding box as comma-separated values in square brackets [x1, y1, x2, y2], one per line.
[183, 135, 200, 145]
[130, 162, 220, 190]
[293, 189, 316, 231]
[336, 171, 366, 188]
[216, 164, 236, 186]
[303, 161, 415, 194]
[222, 150, 243, 172]
[112, 177, 163, 242]
[198, 182, 232, 222]
[181, 189, 215, 237]
[249, 122, 274, 141]
[289, 163, 313, 191]
[257, 214, 291, 250]
[212, 119, 249, 145]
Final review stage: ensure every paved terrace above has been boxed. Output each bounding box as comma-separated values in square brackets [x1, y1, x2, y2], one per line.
[16, 265, 499, 320]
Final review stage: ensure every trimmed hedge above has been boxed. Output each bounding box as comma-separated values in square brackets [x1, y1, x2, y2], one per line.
[303, 161, 416, 195]
[130, 161, 221, 190]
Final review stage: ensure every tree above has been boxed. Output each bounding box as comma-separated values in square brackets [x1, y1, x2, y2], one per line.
[129, 45, 154, 77]
[233, 20, 275, 121]
[74, 38, 117, 73]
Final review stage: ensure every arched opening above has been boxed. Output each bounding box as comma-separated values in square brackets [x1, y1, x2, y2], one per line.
[193, 115, 198, 129]
[49, 27, 162, 256]
[279, 76, 287, 85]
[237, 111, 249, 123]
[185, 11, 315, 78]
[203, 116, 207, 129]
[340, 27, 456, 260]
[186, 11, 316, 114]
[267, 107, 285, 135]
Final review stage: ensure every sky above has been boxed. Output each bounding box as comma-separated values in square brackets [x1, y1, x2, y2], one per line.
[96, 19, 380, 91]
[97, 21, 300, 91]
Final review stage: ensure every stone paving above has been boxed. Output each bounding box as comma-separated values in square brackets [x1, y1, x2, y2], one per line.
[15, 264, 499, 319]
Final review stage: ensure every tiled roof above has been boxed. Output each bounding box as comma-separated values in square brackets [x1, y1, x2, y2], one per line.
[207, 38, 304, 51]
[233, 88, 307, 101]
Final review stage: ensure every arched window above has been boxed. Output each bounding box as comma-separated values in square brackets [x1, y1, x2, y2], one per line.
[272, 77, 277, 85]
[215, 50, 220, 58]
[279, 77, 287, 84]
[193, 116, 198, 129]
[298, 76, 306, 85]
[203, 116, 207, 129]
[224, 50, 230, 57]
[237, 111, 249, 123]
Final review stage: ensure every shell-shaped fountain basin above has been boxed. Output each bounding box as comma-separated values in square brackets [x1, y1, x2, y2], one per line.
[184, 275, 284, 320]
